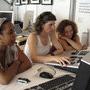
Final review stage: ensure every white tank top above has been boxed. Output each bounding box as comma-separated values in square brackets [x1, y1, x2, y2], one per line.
[24, 35, 51, 59]
[36, 35, 51, 55]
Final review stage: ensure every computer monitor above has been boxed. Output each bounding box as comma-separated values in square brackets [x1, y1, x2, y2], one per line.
[0, 11, 14, 23]
[72, 57, 90, 90]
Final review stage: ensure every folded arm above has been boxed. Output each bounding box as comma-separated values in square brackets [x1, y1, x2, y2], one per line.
[58, 38, 74, 51]
[60, 35, 82, 50]
[0, 60, 20, 85]
[17, 46, 32, 74]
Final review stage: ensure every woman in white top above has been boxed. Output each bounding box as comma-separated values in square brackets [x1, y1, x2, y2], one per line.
[24, 12, 70, 65]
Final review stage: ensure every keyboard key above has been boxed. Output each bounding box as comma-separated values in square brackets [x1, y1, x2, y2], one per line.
[78, 51, 89, 55]
[71, 51, 79, 55]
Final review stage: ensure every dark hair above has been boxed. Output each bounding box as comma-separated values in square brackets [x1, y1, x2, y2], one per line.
[57, 19, 78, 39]
[34, 11, 56, 35]
[0, 19, 10, 34]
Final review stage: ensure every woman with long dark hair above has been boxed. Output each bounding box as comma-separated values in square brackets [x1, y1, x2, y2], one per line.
[24, 12, 70, 65]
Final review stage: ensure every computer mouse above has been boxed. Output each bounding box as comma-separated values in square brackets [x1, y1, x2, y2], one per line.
[38, 65, 56, 79]
[39, 71, 53, 79]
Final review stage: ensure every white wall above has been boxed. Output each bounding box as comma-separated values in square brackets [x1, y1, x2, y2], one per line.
[0, 0, 71, 28]
[52, 0, 71, 25]
[0, 0, 11, 11]
[75, 0, 90, 34]
[75, 0, 90, 44]
[14, 0, 71, 26]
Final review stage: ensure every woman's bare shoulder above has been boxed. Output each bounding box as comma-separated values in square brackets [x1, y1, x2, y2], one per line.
[28, 32, 37, 38]
[28, 32, 37, 43]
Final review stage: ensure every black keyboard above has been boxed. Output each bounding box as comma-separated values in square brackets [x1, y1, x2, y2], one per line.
[71, 50, 89, 56]
[25, 75, 75, 90]
[78, 51, 89, 55]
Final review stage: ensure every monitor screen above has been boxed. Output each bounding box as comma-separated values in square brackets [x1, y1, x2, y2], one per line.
[0, 11, 14, 23]
[72, 56, 90, 90]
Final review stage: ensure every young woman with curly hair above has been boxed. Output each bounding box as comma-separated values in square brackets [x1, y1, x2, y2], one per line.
[57, 19, 82, 51]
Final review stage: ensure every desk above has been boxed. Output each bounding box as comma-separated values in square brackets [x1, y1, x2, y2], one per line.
[16, 36, 28, 50]
[16, 36, 28, 45]
[0, 64, 75, 90]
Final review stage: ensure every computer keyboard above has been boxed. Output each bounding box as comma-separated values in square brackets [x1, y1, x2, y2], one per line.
[25, 75, 75, 90]
[45, 56, 82, 73]
[78, 51, 89, 55]
[71, 50, 89, 56]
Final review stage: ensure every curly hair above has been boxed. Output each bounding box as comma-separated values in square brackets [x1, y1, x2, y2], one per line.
[56, 19, 78, 39]
[34, 11, 56, 35]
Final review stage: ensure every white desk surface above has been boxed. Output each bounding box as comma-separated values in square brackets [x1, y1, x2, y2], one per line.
[0, 64, 75, 90]
[0, 48, 89, 90]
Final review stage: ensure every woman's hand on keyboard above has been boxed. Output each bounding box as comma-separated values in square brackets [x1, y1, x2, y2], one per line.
[52, 56, 71, 66]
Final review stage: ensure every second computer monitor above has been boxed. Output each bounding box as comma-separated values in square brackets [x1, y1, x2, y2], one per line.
[72, 56, 90, 90]
[0, 11, 14, 24]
